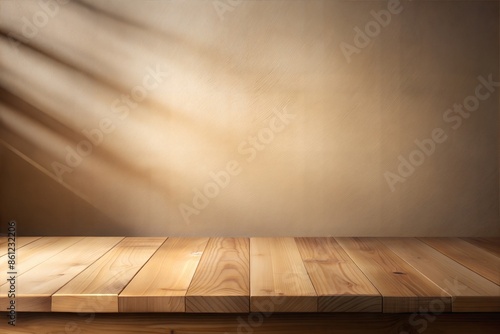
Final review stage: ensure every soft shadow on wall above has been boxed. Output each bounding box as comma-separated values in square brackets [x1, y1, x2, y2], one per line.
[0, 0, 499, 236]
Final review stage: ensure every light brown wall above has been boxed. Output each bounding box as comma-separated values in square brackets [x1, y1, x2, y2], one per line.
[0, 0, 499, 236]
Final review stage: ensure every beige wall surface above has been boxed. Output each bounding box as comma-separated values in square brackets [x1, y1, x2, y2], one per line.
[0, 0, 499, 236]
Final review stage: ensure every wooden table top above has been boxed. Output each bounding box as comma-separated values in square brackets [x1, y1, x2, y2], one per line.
[0, 237, 498, 313]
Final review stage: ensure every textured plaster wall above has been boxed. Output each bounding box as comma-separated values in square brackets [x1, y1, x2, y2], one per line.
[0, 0, 498, 236]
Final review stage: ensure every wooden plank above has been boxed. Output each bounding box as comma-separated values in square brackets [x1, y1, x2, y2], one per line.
[186, 237, 249, 313]
[52, 237, 164, 313]
[295, 237, 381, 312]
[461, 237, 500, 258]
[335, 238, 451, 313]
[250, 237, 317, 312]
[420, 238, 500, 285]
[0, 236, 41, 256]
[118, 237, 208, 313]
[0, 237, 85, 280]
[3, 312, 500, 334]
[0, 237, 123, 312]
[381, 238, 500, 312]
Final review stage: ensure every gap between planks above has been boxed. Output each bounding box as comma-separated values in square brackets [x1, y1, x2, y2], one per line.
[295, 237, 382, 312]
[0, 237, 494, 314]
[336, 237, 452, 313]
[52, 237, 165, 313]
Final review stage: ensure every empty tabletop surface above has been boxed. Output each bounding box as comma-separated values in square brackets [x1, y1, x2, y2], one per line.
[0, 237, 498, 313]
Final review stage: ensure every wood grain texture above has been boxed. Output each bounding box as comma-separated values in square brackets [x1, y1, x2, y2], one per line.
[119, 237, 209, 313]
[0, 236, 41, 256]
[0, 237, 84, 279]
[295, 237, 381, 312]
[336, 238, 452, 313]
[0, 235, 44, 300]
[0, 237, 497, 317]
[461, 237, 500, 258]
[420, 238, 500, 285]
[2, 312, 500, 334]
[186, 237, 250, 313]
[51, 237, 162, 313]
[250, 237, 317, 312]
[0, 237, 86, 312]
[381, 238, 500, 312]
[0, 237, 123, 312]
